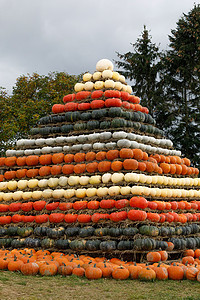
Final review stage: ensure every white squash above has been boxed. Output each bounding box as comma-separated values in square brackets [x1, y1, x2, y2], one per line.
[3, 193, 13, 201]
[112, 71, 120, 81]
[104, 80, 115, 89]
[45, 138, 55, 145]
[76, 189, 86, 198]
[89, 175, 101, 185]
[0, 192, 4, 201]
[58, 176, 68, 187]
[32, 191, 43, 200]
[86, 188, 97, 197]
[7, 181, 18, 191]
[83, 72, 92, 81]
[102, 173, 111, 184]
[68, 176, 79, 186]
[27, 179, 38, 189]
[120, 186, 131, 195]
[108, 186, 120, 196]
[138, 174, 147, 184]
[38, 179, 48, 188]
[97, 187, 108, 197]
[84, 81, 94, 90]
[52, 189, 65, 199]
[64, 189, 75, 199]
[94, 81, 104, 89]
[126, 85, 133, 94]
[48, 178, 59, 188]
[119, 75, 126, 83]
[13, 191, 23, 201]
[0, 182, 7, 191]
[22, 192, 32, 200]
[74, 83, 84, 92]
[96, 59, 114, 72]
[42, 189, 53, 198]
[79, 176, 90, 185]
[111, 173, 124, 184]
[131, 186, 143, 195]
[92, 71, 102, 81]
[102, 70, 113, 79]
[114, 81, 123, 90]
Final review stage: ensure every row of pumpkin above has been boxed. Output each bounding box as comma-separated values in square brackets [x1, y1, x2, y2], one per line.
[0, 223, 199, 238]
[0, 197, 199, 212]
[0, 235, 200, 251]
[1, 185, 200, 202]
[0, 209, 200, 224]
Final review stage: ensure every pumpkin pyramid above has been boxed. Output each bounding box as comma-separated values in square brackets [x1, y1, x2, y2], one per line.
[0, 59, 200, 261]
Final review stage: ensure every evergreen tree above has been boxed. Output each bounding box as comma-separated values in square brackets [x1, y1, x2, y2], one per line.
[115, 26, 163, 120]
[162, 4, 200, 167]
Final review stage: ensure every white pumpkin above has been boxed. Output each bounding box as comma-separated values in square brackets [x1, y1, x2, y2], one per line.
[38, 179, 48, 188]
[32, 191, 43, 200]
[13, 191, 23, 201]
[120, 186, 131, 195]
[76, 189, 86, 198]
[108, 186, 120, 196]
[97, 187, 108, 197]
[86, 188, 97, 197]
[96, 59, 114, 72]
[68, 176, 80, 186]
[7, 181, 18, 191]
[0, 182, 7, 191]
[102, 173, 111, 184]
[92, 71, 102, 81]
[48, 178, 59, 188]
[52, 189, 65, 199]
[83, 72, 92, 81]
[111, 173, 124, 184]
[79, 176, 90, 186]
[3, 193, 13, 201]
[42, 189, 53, 198]
[22, 192, 32, 200]
[28, 179, 38, 189]
[89, 175, 101, 185]
[102, 70, 113, 79]
[84, 81, 94, 90]
[112, 71, 120, 81]
[119, 75, 126, 83]
[74, 83, 84, 92]
[104, 80, 115, 89]
[114, 81, 123, 90]
[64, 189, 75, 198]
[94, 81, 104, 90]
[58, 176, 68, 187]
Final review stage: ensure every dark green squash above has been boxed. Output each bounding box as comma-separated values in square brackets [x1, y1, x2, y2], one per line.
[70, 239, 86, 251]
[94, 228, 108, 237]
[108, 227, 123, 237]
[111, 118, 127, 128]
[55, 239, 70, 249]
[87, 120, 100, 130]
[65, 227, 80, 237]
[61, 124, 74, 133]
[85, 240, 101, 251]
[41, 238, 55, 248]
[117, 240, 133, 250]
[79, 227, 95, 237]
[100, 240, 117, 252]
[80, 112, 92, 121]
[92, 109, 107, 120]
[74, 122, 87, 131]
[17, 227, 33, 237]
[7, 227, 18, 236]
[108, 107, 122, 118]
[100, 121, 110, 129]
[123, 227, 138, 236]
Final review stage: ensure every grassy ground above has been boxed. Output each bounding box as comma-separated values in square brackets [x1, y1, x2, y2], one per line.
[0, 271, 199, 300]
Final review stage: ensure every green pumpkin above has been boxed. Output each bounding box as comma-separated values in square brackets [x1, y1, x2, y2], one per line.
[0, 238, 12, 247]
[85, 240, 101, 251]
[186, 237, 196, 249]
[61, 124, 74, 133]
[55, 239, 70, 249]
[108, 107, 122, 118]
[99, 240, 117, 252]
[111, 118, 126, 128]
[156, 240, 168, 250]
[46, 227, 65, 239]
[25, 238, 41, 248]
[108, 227, 123, 237]
[30, 127, 40, 135]
[11, 238, 25, 248]
[92, 109, 107, 120]
[0, 228, 7, 236]
[39, 126, 52, 136]
[41, 238, 55, 248]
[117, 240, 133, 250]
[159, 226, 169, 237]
[71, 111, 81, 122]
[100, 121, 110, 129]
[7, 227, 18, 236]
[79, 227, 95, 237]
[65, 227, 80, 237]
[80, 112, 92, 121]
[94, 228, 108, 237]
[87, 120, 100, 130]
[51, 126, 61, 133]
[70, 239, 86, 251]
[131, 112, 140, 122]
[74, 122, 87, 131]
[122, 227, 138, 236]
[34, 227, 48, 236]
[17, 227, 33, 237]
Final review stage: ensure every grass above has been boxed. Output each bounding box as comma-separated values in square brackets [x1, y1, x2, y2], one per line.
[0, 271, 199, 300]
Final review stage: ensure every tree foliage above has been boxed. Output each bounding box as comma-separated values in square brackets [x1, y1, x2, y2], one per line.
[0, 72, 80, 155]
[115, 26, 163, 119]
[161, 4, 200, 167]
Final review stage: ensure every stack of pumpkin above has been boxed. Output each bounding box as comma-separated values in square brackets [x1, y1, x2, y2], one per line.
[0, 59, 200, 261]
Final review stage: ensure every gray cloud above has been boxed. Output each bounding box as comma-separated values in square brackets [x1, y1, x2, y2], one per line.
[0, 0, 196, 93]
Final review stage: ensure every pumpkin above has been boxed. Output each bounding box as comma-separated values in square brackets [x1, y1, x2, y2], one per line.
[85, 264, 102, 279]
[168, 264, 184, 280]
[138, 267, 156, 281]
[112, 266, 129, 280]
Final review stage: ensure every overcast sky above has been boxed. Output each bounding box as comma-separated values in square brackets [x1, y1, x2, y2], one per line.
[0, 0, 197, 94]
